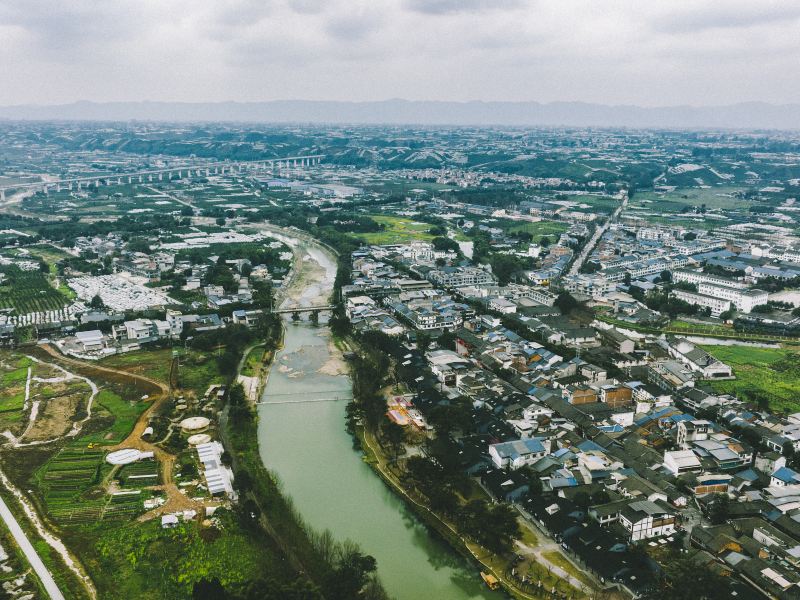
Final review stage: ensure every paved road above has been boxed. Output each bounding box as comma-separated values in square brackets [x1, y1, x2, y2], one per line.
[567, 193, 628, 276]
[0, 494, 65, 600]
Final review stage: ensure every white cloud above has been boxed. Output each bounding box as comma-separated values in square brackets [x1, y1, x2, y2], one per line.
[0, 0, 798, 106]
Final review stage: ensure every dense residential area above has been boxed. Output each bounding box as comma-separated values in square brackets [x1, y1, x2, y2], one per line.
[339, 236, 800, 599]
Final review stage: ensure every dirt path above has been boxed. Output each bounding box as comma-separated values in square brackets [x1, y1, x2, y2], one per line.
[12, 356, 99, 447]
[38, 345, 203, 520]
[0, 466, 97, 599]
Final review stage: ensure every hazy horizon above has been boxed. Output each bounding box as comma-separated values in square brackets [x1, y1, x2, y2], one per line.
[2, 1, 800, 108]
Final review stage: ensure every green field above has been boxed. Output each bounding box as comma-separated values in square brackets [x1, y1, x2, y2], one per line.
[355, 214, 436, 244]
[566, 194, 620, 214]
[700, 345, 800, 413]
[506, 220, 569, 241]
[241, 345, 266, 378]
[0, 266, 69, 315]
[86, 513, 286, 598]
[80, 390, 149, 445]
[100, 347, 223, 399]
[35, 439, 147, 525]
[631, 186, 750, 213]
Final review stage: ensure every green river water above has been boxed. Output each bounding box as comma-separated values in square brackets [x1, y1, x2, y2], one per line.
[257, 244, 500, 600]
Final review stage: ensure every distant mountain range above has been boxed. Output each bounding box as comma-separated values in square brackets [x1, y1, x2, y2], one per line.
[1, 99, 800, 129]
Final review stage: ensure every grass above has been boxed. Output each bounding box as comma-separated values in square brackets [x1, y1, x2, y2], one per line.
[34, 443, 118, 524]
[100, 348, 173, 384]
[100, 347, 222, 398]
[700, 344, 800, 413]
[506, 220, 568, 242]
[354, 215, 435, 244]
[81, 390, 149, 444]
[77, 511, 288, 599]
[10, 244, 72, 271]
[519, 526, 539, 547]
[241, 345, 265, 378]
[542, 551, 595, 589]
[632, 186, 750, 213]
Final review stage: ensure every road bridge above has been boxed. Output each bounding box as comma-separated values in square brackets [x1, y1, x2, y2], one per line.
[0, 154, 325, 201]
[270, 305, 335, 315]
[256, 389, 352, 405]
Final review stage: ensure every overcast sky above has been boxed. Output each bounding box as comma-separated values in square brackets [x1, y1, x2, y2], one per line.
[1, 0, 799, 107]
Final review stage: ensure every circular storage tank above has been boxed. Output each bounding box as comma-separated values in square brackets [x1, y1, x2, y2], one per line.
[187, 433, 212, 446]
[180, 416, 211, 433]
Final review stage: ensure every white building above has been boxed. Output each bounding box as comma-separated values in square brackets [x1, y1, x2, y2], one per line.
[489, 297, 517, 314]
[666, 338, 733, 379]
[619, 500, 676, 541]
[346, 295, 377, 318]
[663, 449, 702, 475]
[671, 289, 732, 317]
[673, 269, 747, 289]
[428, 267, 495, 289]
[698, 282, 769, 313]
[75, 330, 105, 352]
[488, 438, 550, 470]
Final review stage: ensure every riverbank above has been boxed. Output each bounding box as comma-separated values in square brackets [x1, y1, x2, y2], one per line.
[257, 230, 506, 599]
[353, 389, 592, 600]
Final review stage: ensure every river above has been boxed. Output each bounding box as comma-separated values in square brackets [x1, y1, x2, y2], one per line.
[257, 240, 500, 599]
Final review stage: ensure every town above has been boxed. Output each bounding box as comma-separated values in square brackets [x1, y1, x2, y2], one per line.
[1, 122, 800, 600]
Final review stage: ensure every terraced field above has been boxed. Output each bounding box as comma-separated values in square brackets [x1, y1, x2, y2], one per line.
[36, 444, 144, 524]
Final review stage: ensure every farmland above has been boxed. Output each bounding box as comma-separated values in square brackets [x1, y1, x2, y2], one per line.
[100, 347, 223, 399]
[565, 193, 621, 214]
[505, 219, 569, 242]
[700, 344, 800, 413]
[0, 355, 31, 429]
[630, 186, 751, 213]
[0, 265, 70, 315]
[354, 214, 435, 244]
[84, 512, 287, 598]
[34, 443, 133, 524]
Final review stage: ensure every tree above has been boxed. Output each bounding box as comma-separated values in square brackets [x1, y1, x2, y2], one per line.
[518, 466, 543, 498]
[489, 254, 530, 285]
[642, 553, 733, 600]
[89, 294, 105, 310]
[718, 308, 735, 322]
[229, 384, 246, 407]
[707, 493, 730, 525]
[126, 237, 151, 253]
[539, 236, 551, 247]
[325, 543, 378, 600]
[382, 421, 405, 458]
[555, 291, 579, 314]
[782, 441, 795, 459]
[459, 499, 520, 554]
[432, 236, 459, 253]
[193, 578, 228, 600]
[660, 269, 672, 283]
[573, 491, 591, 507]
[415, 331, 430, 352]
